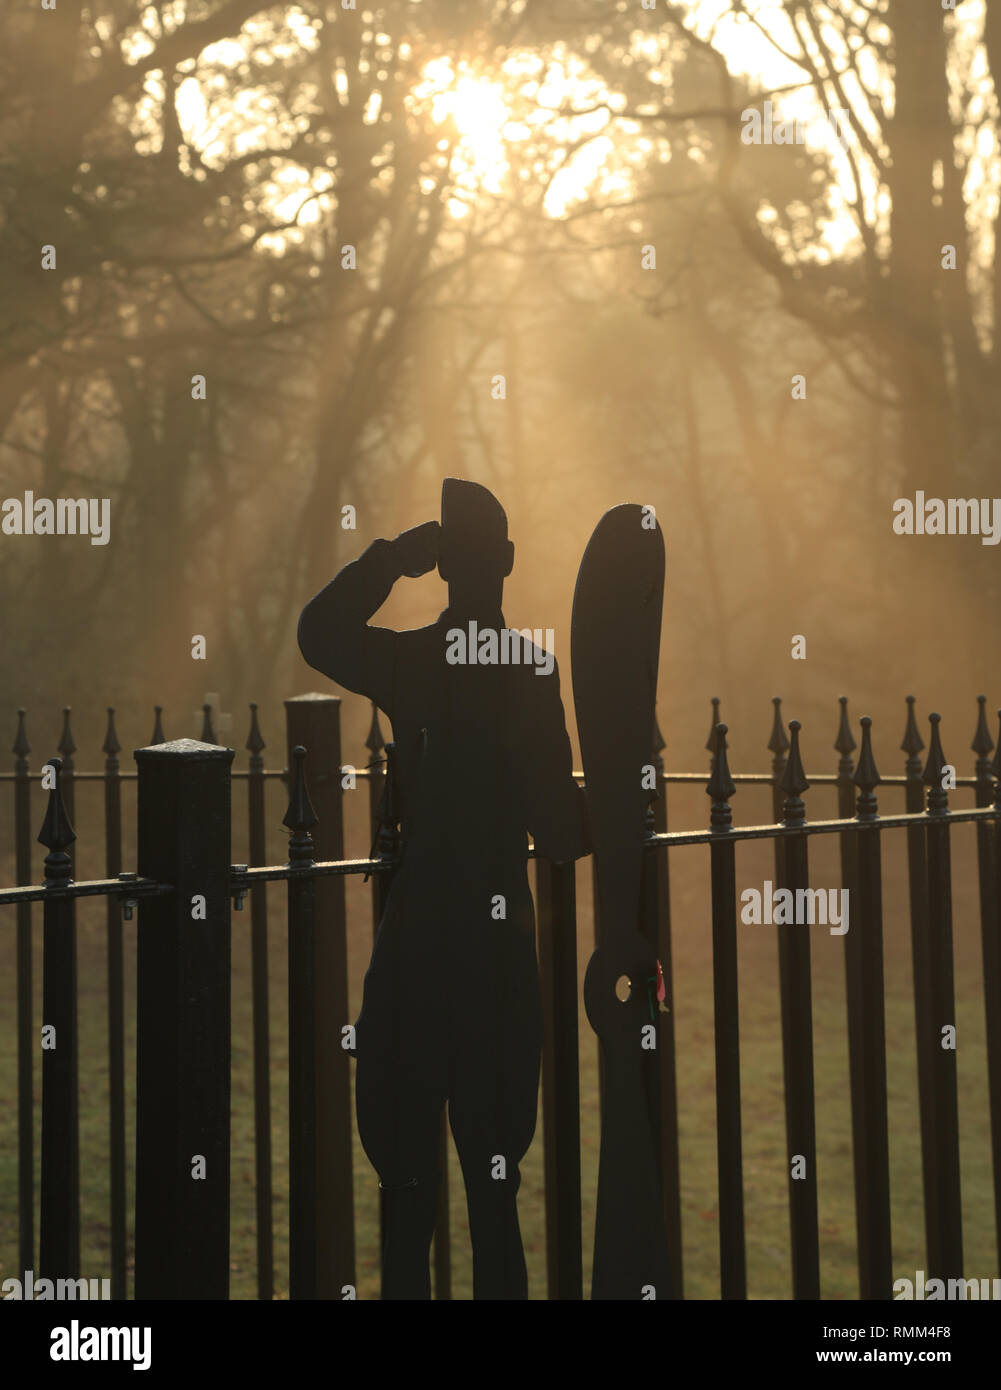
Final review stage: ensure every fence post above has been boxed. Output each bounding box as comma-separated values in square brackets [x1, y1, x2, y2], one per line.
[134, 737, 233, 1299]
[103, 707, 127, 1300]
[285, 694, 354, 1297]
[38, 755, 80, 1284]
[13, 709, 33, 1276]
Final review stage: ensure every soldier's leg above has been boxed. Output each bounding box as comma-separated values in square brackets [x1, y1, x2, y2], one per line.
[356, 935, 447, 1300]
[449, 920, 542, 1300]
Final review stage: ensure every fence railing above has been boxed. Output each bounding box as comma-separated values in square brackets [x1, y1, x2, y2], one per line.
[2, 692, 1000, 1299]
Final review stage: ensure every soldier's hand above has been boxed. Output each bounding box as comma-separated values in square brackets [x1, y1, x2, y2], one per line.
[392, 521, 440, 578]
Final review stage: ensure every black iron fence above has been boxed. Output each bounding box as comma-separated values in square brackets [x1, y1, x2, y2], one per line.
[1, 693, 1000, 1300]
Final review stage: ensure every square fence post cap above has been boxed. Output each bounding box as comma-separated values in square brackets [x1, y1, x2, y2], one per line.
[134, 738, 236, 762]
[284, 692, 342, 705]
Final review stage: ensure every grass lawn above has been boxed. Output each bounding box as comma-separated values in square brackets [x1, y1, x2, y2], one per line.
[0, 776, 997, 1299]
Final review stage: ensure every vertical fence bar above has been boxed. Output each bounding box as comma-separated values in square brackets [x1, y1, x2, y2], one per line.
[902, 696, 939, 1272]
[643, 715, 682, 1297]
[134, 737, 233, 1299]
[285, 745, 318, 1300]
[38, 756, 80, 1283]
[836, 696, 876, 1296]
[13, 709, 33, 1276]
[922, 713, 963, 1282]
[852, 717, 892, 1297]
[777, 721, 820, 1299]
[985, 711, 1001, 1266]
[246, 703, 274, 1301]
[57, 709, 76, 870]
[537, 855, 583, 1300]
[707, 724, 746, 1299]
[285, 694, 354, 1297]
[103, 708, 127, 1299]
[833, 697, 868, 1295]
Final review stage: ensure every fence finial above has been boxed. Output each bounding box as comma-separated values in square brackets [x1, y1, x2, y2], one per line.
[246, 702, 266, 757]
[901, 695, 924, 758]
[13, 707, 29, 763]
[972, 694, 994, 761]
[706, 697, 725, 756]
[201, 702, 217, 745]
[835, 695, 856, 758]
[38, 756, 76, 881]
[365, 700, 385, 759]
[151, 706, 166, 745]
[103, 707, 121, 759]
[922, 713, 948, 813]
[993, 710, 1001, 806]
[706, 722, 735, 829]
[853, 716, 880, 819]
[283, 745, 319, 842]
[58, 707, 76, 765]
[781, 719, 809, 823]
[767, 696, 789, 757]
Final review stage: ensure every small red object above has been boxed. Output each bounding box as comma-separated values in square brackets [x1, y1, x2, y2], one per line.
[656, 959, 666, 1003]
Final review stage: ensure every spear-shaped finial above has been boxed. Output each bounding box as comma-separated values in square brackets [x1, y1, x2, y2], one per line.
[781, 719, 810, 824]
[365, 700, 385, 760]
[283, 745, 318, 862]
[246, 702, 266, 758]
[38, 756, 76, 883]
[706, 697, 724, 757]
[768, 696, 789, 758]
[58, 707, 76, 768]
[201, 702, 217, 745]
[707, 723, 735, 829]
[835, 695, 856, 760]
[901, 695, 924, 769]
[103, 707, 121, 771]
[151, 705, 166, 745]
[853, 716, 880, 819]
[972, 694, 994, 762]
[922, 712, 949, 813]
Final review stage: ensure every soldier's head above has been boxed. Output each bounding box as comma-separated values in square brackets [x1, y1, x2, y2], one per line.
[438, 478, 514, 608]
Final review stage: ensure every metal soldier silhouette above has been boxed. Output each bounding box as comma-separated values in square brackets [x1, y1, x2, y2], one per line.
[298, 479, 588, 1299]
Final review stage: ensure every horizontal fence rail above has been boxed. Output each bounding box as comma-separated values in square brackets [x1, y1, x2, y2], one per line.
[2, 693, 1001, 1301]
